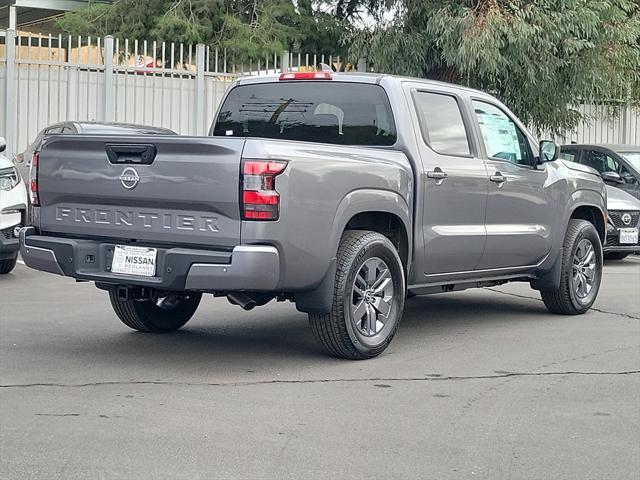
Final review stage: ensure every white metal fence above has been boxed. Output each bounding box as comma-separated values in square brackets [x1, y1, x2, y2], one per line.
[0, 29, 638, 160]
[0, 29, 353, 159]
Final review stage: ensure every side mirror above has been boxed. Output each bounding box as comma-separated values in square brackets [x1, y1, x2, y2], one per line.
[600, 171, 624, 185]
[0, 137, 6, 153]
[539, 140, 559, 163]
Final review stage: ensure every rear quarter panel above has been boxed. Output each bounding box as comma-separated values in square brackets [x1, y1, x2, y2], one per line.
[241, 139, 413, 290]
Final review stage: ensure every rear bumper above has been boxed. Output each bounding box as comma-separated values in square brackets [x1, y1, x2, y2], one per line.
[604, 226, 640, 254]
[20, 227, 280, 291]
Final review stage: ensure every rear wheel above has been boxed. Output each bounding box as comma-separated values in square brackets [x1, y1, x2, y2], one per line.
[109, 290, 202, 333]
[541, 219, 602, 315]
[0, 256, 17, 274]
[309, 230, 405, 359]
[604, 252, 629, 261]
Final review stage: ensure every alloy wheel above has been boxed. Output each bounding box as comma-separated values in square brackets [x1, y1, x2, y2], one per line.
[572, 238, 596, 299]
[351, 257, 394, 336]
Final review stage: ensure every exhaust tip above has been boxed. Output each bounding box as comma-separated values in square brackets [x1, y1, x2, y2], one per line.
[227, 292, 256, 311]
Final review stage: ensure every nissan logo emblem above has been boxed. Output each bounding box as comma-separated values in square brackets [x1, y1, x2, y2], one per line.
[120, 167, 140, 189]
[621, 213, 632, 226]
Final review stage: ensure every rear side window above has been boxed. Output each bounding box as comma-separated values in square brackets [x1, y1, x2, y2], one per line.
[413, 91, 471, 156]
[212, 82, 396, 146]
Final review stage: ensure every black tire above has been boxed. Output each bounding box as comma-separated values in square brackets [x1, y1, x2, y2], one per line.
[0, 256, 17, 274]
[604, 252, 629, 261]
[309, 230, 406, 360]
[541, 219, 603, 315]
[109, 290, 202, 333]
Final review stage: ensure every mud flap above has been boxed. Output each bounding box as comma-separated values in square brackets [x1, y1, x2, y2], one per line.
[530, 248, 563, 291]
[294, 258, 337, 314]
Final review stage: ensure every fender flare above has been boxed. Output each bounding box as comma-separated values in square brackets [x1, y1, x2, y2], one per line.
[295, 189, 412, 314]
[328, 189, 412, 262]
[531, 190, 606, 291]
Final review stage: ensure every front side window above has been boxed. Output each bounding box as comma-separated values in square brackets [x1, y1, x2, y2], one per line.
[413, 91, 470, 156]
[472, 100, 534, 167]
[213, 82, 396, 146]
[581, 150, 616, 173]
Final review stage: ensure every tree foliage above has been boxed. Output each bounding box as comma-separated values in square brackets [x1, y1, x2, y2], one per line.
[56, 0, 350, 59]
[57, 1, 640, 132]
[348, 0, 640, 133]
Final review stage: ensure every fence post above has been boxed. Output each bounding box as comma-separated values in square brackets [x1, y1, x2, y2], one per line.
[195, 44, 205, 136]
[357, 58, 367, 72]
[8, 6, 17, 30]
[4, 29, 16, 160]
[281, 50, 289, 73]
[621, 90, 632, 144]
[103, 35, 114, 122]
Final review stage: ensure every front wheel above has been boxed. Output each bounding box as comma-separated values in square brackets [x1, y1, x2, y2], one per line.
[309, 230, 406, 359]
[0, 256, 17, 274]
[109, 290, 202, 332]
[541, 219, 602, 315]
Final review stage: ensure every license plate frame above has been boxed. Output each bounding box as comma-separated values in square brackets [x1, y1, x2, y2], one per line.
[111, 245, 157, 277]
[619, 228, 639, 245]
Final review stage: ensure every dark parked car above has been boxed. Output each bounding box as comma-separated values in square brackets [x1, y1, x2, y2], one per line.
[560, 144, 640, 200]
[14, 122, 176, 180]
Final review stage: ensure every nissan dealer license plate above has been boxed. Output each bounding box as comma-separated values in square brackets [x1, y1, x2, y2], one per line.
[111, 245, 157, 277]
[619, 228, 639, 244]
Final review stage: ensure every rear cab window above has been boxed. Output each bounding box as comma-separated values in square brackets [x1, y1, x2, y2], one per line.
[212, 82, 397, 146]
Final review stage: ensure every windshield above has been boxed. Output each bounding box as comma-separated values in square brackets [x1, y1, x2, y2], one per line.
[620, 152, 640, 170]
[212, 82, 397, 146]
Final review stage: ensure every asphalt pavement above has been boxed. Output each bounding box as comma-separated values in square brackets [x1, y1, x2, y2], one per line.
[1, 257, 639, 479]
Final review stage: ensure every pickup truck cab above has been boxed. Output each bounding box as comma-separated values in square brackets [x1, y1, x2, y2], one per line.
[21, 73, 607, 359]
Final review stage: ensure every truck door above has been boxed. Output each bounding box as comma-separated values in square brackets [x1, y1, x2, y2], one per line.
[409, 88, 489, 275]
[470, 99, 554, 269]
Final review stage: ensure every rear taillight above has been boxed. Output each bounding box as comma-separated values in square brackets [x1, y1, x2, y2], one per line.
[30, 152, 39, 206]
[241, 160, 287, 220]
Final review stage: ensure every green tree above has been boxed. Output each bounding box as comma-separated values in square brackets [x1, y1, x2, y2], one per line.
[56, 0, 348, 62]
[347, 0, 640, 133]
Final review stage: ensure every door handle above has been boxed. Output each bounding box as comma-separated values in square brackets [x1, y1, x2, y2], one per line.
[490, 172, 507, 184]
[427, 168, 448, 185]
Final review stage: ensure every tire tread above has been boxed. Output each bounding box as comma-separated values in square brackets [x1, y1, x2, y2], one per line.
[541, 219, 601, 315]
[309, 230, 404, 359]
[0, 257, 17, 275]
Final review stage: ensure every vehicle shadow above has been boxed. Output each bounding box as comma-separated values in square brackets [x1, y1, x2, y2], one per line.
[52, 289, 548, 370]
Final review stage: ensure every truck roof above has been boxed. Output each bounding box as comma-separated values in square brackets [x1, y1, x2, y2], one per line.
[235, 72, 493, 98]
[561, 143, 640, 152]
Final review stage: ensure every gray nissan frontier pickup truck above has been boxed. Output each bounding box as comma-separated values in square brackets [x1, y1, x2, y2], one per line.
[21, 72, 607, 359]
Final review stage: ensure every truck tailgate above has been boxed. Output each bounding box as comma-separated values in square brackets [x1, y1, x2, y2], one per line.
[36, 135, 245, 248]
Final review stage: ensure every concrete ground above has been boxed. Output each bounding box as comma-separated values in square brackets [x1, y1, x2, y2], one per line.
[1, 257, 639, 480]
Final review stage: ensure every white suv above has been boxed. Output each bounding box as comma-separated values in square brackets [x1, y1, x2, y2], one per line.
[0, 137, 28, 274]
